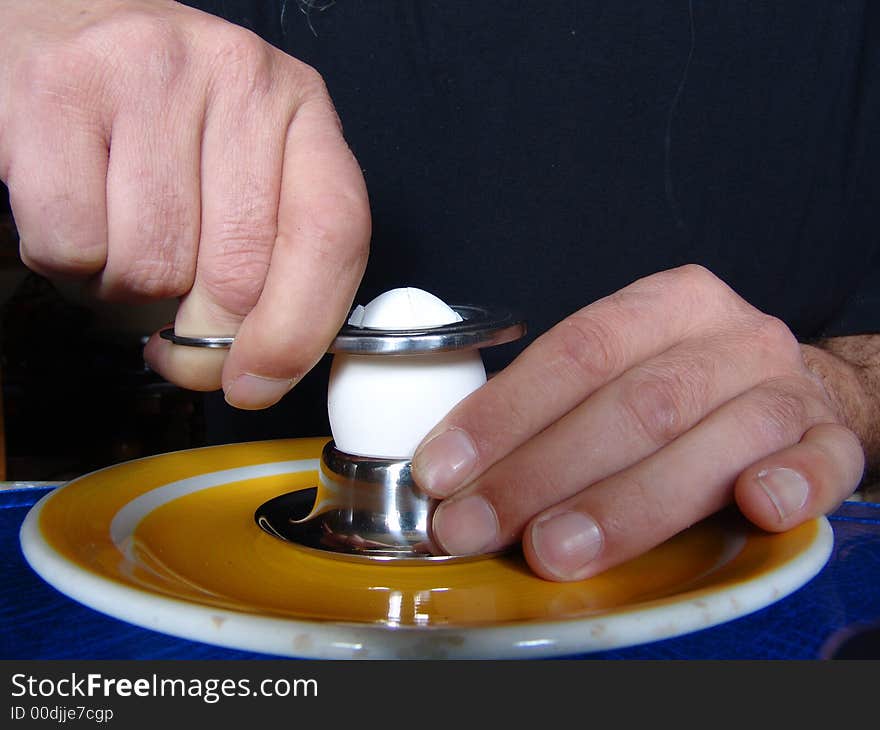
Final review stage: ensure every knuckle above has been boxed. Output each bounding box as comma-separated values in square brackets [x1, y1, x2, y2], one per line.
[620, 369, 699, 447]
[809, 423, 864, 467]
[832, 427, 867, 478]
[199, 244, 272, 317]
[14, 189, 107, 276]
[671, 263, 724, 296]
[116, 14, 189, 81]
[21, 44, 100, 107]
[661, 263, 740, 312]
[545, 314, 624, 385]
[282, 193, 370, 269]
[140, 191, 197, 240]
[298, 92, 345, 137]
[114, 257, 191, 299]
[19, 11, 191, 108]
[214, 215, 276, 249]
[292, 61, 329, 96]
[214, 196, 278, 243]
[673, 262, 718, 286]
[118, 208, 197, 298]
[281, 59, 331, 104]
[210, 26, 276, 99]
[74, 10, 191, 91]
[19, 238, 102, 278]
[744, 381, 810, 448]
[750, 314, 802, 367]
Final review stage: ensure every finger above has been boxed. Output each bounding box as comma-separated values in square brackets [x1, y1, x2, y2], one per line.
[97, 82, 201, 302]
[146, 42, 299, 393]
[735, 422, 864, 531]
[220, 86, 370, 409]
[431, 374, 828, 578]
[413, 266, 784, 497]
[429, 333, 803, 554]
[516, 378, 834, 581]
[6, 99, 108, 278]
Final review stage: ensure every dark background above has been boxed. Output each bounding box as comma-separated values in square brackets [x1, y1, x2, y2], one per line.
[3, 1, 880, 483]
[0, 182, 213, 482]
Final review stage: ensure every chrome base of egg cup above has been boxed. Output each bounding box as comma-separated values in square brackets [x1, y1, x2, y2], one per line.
[255, 441, 500, 565]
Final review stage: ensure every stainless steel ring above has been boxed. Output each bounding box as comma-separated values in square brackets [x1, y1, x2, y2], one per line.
[331, 304, 526, 354]
[158, 304, 526, 355]
[158, 329, 234, 348]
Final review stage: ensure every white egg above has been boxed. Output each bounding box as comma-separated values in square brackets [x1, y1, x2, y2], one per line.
[328, 288, 486, 459]
[346, 287, 464, 329]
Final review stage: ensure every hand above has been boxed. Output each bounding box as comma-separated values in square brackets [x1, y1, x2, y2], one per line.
[412, 265, 867, 580]
[0, 0, 370, 408]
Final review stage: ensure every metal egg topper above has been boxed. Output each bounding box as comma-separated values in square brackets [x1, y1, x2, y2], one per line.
[159, 304, 526, 355]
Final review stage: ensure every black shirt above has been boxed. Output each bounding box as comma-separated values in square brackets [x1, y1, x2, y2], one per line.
[184, 1, 880, 441]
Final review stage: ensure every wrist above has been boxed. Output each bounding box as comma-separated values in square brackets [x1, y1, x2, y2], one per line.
[801, 339, 880, 473]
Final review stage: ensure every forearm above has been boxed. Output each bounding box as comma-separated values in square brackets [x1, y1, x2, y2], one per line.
[801, 335, 880, 478]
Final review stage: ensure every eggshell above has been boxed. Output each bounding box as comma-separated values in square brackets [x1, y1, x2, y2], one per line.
[328, 351, 486, 458]
[348, 287, 463, 329]
[328, 288, 486, 459]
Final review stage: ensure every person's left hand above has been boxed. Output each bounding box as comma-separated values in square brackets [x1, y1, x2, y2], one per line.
[411, 265, 866, 580]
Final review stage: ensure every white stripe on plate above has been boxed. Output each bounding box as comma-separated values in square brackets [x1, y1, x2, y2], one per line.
[109, 459, 319, 550]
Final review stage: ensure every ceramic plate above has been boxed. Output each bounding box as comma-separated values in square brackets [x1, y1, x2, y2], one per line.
[20, 438, 833, 659]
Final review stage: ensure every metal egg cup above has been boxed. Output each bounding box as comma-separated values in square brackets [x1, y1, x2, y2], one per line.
[256, 441, 466, 564]
[161, 304, 526, 564]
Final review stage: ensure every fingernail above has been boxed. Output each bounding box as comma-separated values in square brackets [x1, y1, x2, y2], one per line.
[757, 467, 809, 522]
[531, 511, 603, 580]
[224, 373, 295, 409]
[432, 495, 498, 555]
[412, 428, 478, 497]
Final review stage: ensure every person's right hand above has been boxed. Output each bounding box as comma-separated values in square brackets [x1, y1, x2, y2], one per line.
[0, 0, 371, 409]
